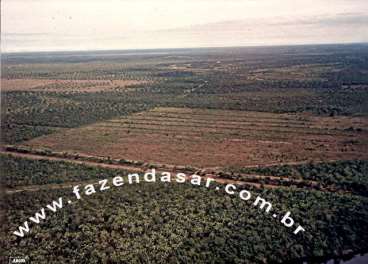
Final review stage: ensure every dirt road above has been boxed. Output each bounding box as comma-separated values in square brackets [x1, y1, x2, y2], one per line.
[2, 150, 344, 195]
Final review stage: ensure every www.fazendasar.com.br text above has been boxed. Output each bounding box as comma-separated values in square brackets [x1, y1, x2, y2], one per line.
[13, 169, 306, 237]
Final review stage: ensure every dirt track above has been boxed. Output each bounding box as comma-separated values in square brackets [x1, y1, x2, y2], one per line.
[2, 150, 343, 195]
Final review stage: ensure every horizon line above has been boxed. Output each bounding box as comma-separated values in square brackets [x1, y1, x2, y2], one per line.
[2, 41, 368, 55]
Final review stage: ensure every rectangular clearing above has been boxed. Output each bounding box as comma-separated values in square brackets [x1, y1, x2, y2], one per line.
[1, 79, 146, 92]
[22, 107, 368, 168]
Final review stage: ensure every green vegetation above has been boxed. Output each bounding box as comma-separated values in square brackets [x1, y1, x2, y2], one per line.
[2, 178, 368, 263]
[1, 155, 368, 263]
[1, 91, 153, 144]
[1, 154, 128, 187]
[230, 160, 368, 196]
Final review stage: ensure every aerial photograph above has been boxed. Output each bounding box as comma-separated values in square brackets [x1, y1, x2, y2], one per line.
[1, 0, 368, 263]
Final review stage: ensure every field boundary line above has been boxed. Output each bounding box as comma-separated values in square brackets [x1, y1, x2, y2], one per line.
[2, 149, 350, 195]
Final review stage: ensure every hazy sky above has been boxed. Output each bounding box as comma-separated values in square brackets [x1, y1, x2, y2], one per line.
[2, 0, 368, 52]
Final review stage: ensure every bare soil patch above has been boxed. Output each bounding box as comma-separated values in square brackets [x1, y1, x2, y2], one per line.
[1, 79, 146, 92]
[23, 107, 368, 168]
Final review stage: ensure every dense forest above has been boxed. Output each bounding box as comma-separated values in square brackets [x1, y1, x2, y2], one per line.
[2, 159, 368, 263]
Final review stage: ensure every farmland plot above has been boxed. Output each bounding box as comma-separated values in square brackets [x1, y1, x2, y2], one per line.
[1, 79, 147, 93]
[22, 107, 368, 168]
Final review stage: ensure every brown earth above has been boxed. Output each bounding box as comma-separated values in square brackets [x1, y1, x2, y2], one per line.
[22, 107, 368, 168]
[1, 79, 146, 92]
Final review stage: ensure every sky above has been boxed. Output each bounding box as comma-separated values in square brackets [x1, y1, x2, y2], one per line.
[2, 0, 368, 52]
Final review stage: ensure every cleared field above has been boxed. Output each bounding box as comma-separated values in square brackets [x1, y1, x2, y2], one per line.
[22, 107, 368, 168]
[247, 64, 336, 81]
[1, 79, 56, 91]
[1, 79, 146, 92]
